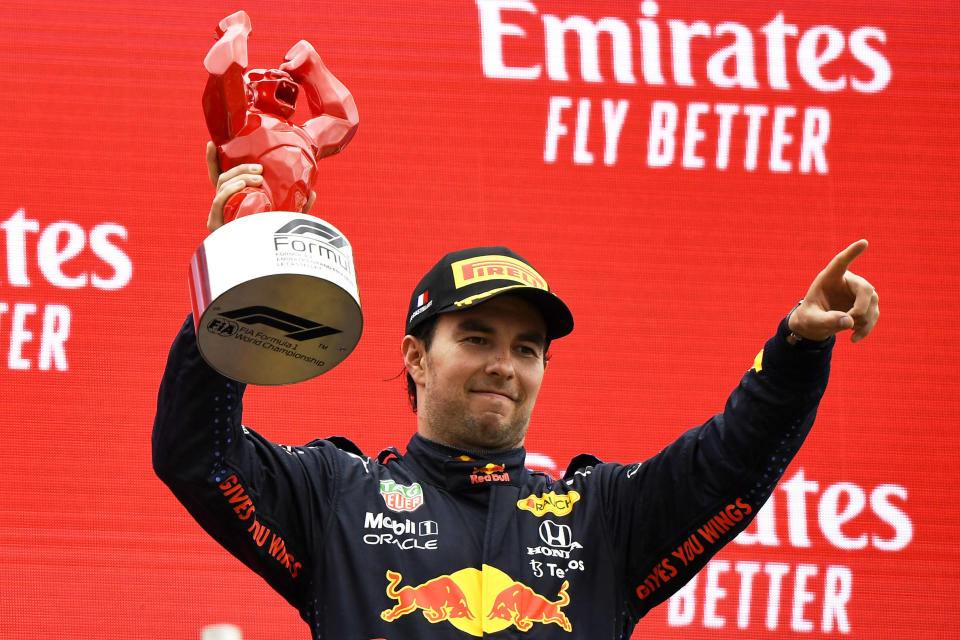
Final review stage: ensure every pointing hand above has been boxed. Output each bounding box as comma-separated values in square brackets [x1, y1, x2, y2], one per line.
[789, 240, 879, 343]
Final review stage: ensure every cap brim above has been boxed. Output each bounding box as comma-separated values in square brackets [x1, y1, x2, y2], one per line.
[445, 285, 574, 341]
[510, 288, 574, 341]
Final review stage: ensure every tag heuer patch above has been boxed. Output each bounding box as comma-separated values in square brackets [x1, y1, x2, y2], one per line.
[379, 479, 424, 512]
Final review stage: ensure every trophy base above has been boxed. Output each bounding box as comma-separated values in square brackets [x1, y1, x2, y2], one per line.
[189, 211, 362, 385]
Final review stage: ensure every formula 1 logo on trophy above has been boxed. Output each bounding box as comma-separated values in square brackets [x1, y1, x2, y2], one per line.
[188, 10, 361, 385]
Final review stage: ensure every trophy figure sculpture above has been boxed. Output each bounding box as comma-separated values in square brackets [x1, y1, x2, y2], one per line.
[189, 11, 361, 385]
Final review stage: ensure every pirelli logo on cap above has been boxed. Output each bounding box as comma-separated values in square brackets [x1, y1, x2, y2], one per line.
[451, 255, 548, 291]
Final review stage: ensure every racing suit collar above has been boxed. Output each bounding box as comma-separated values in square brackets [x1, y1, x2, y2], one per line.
[404, 434, 529, 493]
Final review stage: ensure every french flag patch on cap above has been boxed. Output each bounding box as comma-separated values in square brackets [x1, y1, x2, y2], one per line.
[416, 291, 429, 307]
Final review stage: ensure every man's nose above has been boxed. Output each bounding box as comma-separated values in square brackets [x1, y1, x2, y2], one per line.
[484, 345, 515, 378]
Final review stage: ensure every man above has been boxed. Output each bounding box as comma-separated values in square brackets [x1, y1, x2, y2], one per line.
[154, 161, 878, 638]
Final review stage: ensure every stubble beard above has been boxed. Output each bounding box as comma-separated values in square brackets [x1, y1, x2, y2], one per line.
[421, 392, 531, 451]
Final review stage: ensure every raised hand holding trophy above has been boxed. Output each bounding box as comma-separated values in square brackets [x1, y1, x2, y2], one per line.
[189, 11, 361, 385]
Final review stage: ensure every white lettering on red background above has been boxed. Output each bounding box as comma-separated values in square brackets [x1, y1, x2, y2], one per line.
[0, 208, 132, 371]
[475, 1, 891, 171]
[668, 561, 854, 633]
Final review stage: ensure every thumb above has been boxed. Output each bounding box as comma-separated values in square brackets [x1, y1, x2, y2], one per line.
[825, 310, 854, 333]
[808, 309, 854, 340]
[792, 307, 854, 341]
[206, 141, 220, 186]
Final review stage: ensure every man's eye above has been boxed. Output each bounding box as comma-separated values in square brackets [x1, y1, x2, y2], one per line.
[464, 336, 486, 344]
[516, 345, 539, 357]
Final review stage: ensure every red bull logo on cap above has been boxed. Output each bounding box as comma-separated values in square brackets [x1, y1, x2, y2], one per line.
[381, 565, 572, 635]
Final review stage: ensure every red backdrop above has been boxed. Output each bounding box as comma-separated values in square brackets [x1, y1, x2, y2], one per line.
[0, 1, 957, 638]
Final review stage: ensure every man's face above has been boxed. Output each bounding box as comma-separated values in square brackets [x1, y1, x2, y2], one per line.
[407, 296, 548, 451]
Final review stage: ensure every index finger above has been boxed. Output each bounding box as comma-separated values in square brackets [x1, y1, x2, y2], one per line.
[215, 163, 263, 190]
[822, 239, 869, 278]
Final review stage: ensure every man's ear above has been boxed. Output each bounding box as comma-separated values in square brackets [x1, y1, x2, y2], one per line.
[401, 335, 427, 385]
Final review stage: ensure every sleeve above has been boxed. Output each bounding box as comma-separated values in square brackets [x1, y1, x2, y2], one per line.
[600, 315, 835, 619]
[152, 315, 341, 610]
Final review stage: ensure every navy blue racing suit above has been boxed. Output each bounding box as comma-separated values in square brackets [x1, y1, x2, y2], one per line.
[153, 314, 833, 638]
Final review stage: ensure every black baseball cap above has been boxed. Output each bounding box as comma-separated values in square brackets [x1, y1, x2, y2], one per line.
[406, 246, 574, 340]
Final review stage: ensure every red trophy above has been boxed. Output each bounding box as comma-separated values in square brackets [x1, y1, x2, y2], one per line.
[189, 11, 361, 385]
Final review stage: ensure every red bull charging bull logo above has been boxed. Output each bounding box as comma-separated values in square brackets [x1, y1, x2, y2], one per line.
[381, 565, 572, 635]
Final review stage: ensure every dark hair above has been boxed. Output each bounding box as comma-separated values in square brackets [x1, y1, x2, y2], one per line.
[404, 315, 552, 412]
[406, 316, 439, 412]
